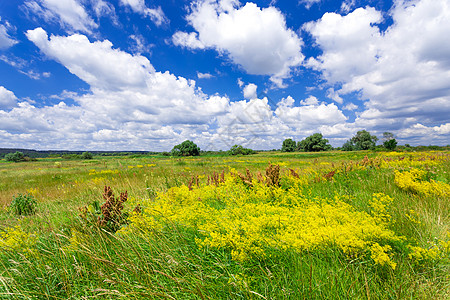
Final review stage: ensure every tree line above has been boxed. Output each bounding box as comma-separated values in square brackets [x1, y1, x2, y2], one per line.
[282, 130, 397, 152]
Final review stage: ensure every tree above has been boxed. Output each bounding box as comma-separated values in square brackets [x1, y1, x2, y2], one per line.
[229, 145, 256, 155]
[298, 133, 332, 152]
[171, 140, 200, 156]
[383, 139, 398, 150]
[382, 132, 397, 150]
[341, 140, 355, 151]
[5, 151, 26, 162]
[281, 138, 296, 152]
[81, 151, 93, 159]
[350, 130, 378, 150]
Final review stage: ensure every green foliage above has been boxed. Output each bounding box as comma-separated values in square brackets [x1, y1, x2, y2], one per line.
[350, 130, 378, 150]
[5, 151, 26, 162]
[10, 193, 37, 216]
[81, 151, 93, 159]
[228, 144, 256, 155]
[298, 133, 332, 152]
[384, 139, 398, 150]
[171, 140, 200, 156]
[281, 138, 296, 152]
[341, 140, 355, 151]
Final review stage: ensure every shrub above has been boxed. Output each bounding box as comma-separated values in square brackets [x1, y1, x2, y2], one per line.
[81, 151, 93, 159]
[228, 145, 256, 155]
[10, 194, 37, 216]
[171, 140, 200, 156]
[5, 151, 26, 162]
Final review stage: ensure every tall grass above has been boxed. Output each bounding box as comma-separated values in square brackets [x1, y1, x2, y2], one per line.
[0, 151, 449, 299]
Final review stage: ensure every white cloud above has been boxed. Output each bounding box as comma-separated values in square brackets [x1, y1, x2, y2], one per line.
[243, 83, 257, 99]
[276, 95, 347, 131]
[300, 0, 321, 9]
[23, 0, 98, 34]
[0, 86, 18, 110]
[197, 72, 214, 79]
[129, 34, 152, 54]
[172, 32, 205, 49]
[326, 88, 343, 104]
[299, 95, 319, 106]
[120, 0, 168, 26]
[305, 0, 450, 139]
[0, 22, 17, 50]
[173, 0, 303, 87]
[26, 28, 154, 90]
[90, 0, 119, 25]
[343, 103, 358, 111]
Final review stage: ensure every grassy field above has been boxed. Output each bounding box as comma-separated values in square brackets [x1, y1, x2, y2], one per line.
[0, 150, 449, 299]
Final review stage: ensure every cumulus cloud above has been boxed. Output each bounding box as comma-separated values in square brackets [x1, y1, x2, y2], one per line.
[26, 27, 154, 90]
[243, 83, 257, 99]
[0, 28, 353, 150]
[0, 86, 18, 110]
[119, 0, 168, 26]
[23, 0, 98, 34]
[276, 95, 347, 131]
[173, 0, 303, 87]
[305, 0, 450, 142]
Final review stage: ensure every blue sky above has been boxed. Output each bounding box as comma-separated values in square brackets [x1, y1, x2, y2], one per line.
[0, 0, 449, 151]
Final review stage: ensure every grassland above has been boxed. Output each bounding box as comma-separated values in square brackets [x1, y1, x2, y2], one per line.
[0, 150, 449, 299]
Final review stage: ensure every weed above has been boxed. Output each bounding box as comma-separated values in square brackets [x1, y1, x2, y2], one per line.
[9, 193, 37, 216]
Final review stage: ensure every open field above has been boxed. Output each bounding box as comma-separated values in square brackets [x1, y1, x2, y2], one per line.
[0, 150, 449, 299]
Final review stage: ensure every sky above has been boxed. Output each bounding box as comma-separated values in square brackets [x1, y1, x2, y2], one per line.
[0, 0, 449, 151]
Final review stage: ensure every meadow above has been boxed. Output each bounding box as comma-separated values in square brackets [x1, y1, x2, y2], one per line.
[0, 150, 449, 299]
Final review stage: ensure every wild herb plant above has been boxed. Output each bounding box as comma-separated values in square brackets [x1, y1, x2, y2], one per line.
[9, 193, 37, 216]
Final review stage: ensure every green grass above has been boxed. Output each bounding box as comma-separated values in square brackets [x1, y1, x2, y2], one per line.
[0, 150, 449, 299]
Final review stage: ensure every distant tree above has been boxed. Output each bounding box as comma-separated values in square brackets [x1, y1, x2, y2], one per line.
[341, 140, 355, 151]
[298, 133, 332, 152]
[81, 151, 93, 159]
[281, 138, 297, 152]
[229, 145, 256, 155]
[171, 140, 200, 156]
[350, 130, 378, 150]
[382, 132, 394, 141]
[5, 151, 26, 162]
[382, 132, 397, 150]
[384, 139, 398, 150]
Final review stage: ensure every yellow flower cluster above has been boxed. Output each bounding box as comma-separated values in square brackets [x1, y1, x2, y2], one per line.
[394, 168, 450, 197]
[89, 169, 120, 176]
[0, 225, 37, 256]
[120, 170, 401, 268]
[380, 152, 449, 169]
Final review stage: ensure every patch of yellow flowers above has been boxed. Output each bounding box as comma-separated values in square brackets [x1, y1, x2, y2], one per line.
[119, 170, 403, 268]
[394, 168, 450, 197]
[0, 225, 37, 256]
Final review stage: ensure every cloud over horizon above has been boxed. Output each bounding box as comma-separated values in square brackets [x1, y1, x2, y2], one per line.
[0, 0, 449, 150]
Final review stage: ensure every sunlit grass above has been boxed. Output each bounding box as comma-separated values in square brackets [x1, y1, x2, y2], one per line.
[0, 150, 449, 298]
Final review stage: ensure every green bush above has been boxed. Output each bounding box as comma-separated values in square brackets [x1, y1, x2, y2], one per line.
[5, 151, 26, 162]
[298, 133, 332, 152]
[171, 140, 200, 156]
[228, 145, 256, 155]
[281, 138, 296, 152]
[81, 151, 93, 159]
[10, 194, 37, 216]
